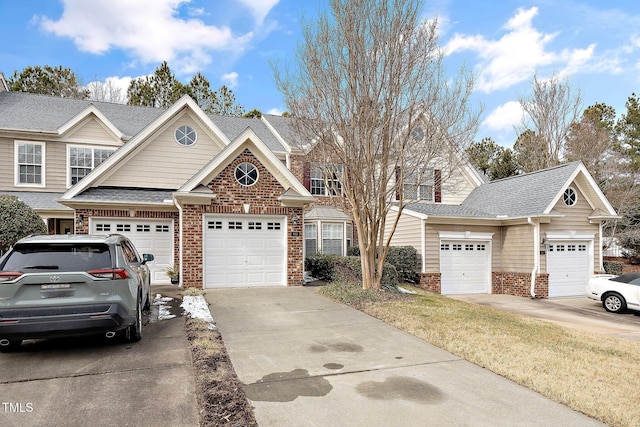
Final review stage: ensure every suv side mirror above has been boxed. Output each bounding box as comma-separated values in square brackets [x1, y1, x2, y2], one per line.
[142, 253, 154, 265]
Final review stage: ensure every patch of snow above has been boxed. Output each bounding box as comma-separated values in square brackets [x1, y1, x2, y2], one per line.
[398, 286, 418, 294]
[304, 271, 318, 284]
[153, 294, 176, 320]
[181, 295, 216, 329]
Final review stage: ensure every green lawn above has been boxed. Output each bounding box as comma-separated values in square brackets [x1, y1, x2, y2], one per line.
[319, 282, 640, 427]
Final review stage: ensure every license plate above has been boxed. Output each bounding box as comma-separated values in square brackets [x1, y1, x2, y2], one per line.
[41, 284, 74, 298]
[41, 284, 71, 290]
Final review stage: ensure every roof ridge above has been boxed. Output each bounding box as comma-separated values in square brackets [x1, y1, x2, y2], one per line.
[486, 161, 580, 184]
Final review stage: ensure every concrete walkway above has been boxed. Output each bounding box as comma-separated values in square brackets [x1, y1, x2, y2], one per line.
[205, 287, 603, 427]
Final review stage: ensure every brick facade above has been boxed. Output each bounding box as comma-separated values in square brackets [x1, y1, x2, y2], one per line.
[181, 149, 305, 288]
[418, 272, 441, 294]
[492, 272, 549, 299]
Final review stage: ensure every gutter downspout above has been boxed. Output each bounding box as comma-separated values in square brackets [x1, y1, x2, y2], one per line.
[175, 198, 183, 288]
[421, 218, 426, 273]
[528, 217, 539, 298]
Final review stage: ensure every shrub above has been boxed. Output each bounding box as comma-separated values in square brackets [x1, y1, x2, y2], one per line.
[343, 245, 418, 283]
[603, 260, 623, 275]
[0, 195, 48, 253]
[385, 246, 419, 283]
[306, 253, 399, 291]
[305, 253, 340, 281]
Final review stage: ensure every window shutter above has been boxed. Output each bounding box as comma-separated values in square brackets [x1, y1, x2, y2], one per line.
[395, 166, 401, 201]
[434, 169, 442, 203]
[303, 162, 311, 190]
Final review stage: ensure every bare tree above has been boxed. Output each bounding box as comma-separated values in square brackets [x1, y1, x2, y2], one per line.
[86, 78, 126, 103]
[518, 74, 582, 168]
[274, 0, 479, 289]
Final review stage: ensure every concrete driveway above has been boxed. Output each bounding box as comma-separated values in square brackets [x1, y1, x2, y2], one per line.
[206, 287, 604, 427]
[0, 286, 199, 427]
[450, 294, 640, 342]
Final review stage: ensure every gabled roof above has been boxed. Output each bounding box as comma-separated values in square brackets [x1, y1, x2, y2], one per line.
[61, 95, 230, 200]
[0, 91, 163, 138]
[178, 127, 313, 205]
[404, 161, 618, 220]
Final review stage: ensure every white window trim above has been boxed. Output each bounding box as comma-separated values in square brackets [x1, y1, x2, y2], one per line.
[14, 140, 46, 187]
[311, 163, 343, 196]
[66, 144, 116, 188]
[305, 220, 352, 256]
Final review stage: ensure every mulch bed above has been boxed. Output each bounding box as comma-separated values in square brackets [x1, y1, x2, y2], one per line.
[185, 317, 257, 427]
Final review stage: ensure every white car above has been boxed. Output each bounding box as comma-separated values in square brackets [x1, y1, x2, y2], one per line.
[586, 273, 640, 313]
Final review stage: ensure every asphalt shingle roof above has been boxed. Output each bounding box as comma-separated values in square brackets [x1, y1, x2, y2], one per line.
[405, 162, 581, 219]
[0, 91, 164, 137]
[73, 187, 174, 204]
[0, 191, 71, 211]
[0, 91, 288, 152]
[209, 114, 286, 152]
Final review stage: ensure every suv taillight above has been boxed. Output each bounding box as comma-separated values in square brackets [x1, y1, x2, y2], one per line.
[0, 272, 22, 282]
[88, 268, 129, 280]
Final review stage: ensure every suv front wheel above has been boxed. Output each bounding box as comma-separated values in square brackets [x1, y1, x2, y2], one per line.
[123, 295, 142, 342]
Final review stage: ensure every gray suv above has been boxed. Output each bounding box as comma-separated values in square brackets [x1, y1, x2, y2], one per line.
[0, 234, 154, 352]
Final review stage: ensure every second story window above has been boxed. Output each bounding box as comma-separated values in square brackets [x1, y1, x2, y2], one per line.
[403, 168, 434, 201]
[15, 141, 44, 186]
[310, 163, 343, 196]
[69, 146, 116, 186]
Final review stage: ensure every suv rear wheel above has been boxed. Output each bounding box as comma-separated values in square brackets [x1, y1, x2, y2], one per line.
[123, 296, 142, 342]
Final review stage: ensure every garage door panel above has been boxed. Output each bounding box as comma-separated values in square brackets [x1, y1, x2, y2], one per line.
[205, 215, 286, 288]
[547, 241, 590, 297]
[91, 219, 173, 285]
[440, 240, 490, 295]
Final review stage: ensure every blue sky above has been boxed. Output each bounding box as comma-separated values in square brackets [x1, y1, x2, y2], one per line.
[1, 0, 640, 147]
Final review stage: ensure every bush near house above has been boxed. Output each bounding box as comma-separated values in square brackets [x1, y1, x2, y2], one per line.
[347, 246, 419, 283]
[305, 253, 399, 291]
[603, 260, 624, 275]
[0, 195, 48, 254]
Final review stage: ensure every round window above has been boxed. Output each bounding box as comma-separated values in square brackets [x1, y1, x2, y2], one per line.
[563, 187, 577, 206]
[175, 125, 197, 146]
[235, 162, 259, 186]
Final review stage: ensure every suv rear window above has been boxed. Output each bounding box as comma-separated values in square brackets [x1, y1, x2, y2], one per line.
[0, 244, 112, 272]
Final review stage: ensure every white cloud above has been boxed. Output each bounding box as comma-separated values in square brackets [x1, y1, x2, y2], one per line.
[483, 101, 523, 133]
[221, 71, 239, 88]
[37, 0, 253, 74]
[237, 0, 279, 25]
[445, 7, 594, 93]
[267, 107, 284, 115]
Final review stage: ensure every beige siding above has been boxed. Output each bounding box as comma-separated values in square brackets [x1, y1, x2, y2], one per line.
[0, 136, 12, 189]
[101, 112, 224, 189]
[384, 210, 422, 254]
[424, 224, 502, 273]
[64, 116, 121, 144]
[541, 185, 600, 273]
[441, 170, 476, 205]
[44, 142, 68, 191]
[500, 225, 535, 272]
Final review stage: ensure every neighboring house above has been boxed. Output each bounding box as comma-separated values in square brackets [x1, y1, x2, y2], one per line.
[0, 90, 619, 297]
[385, 162, 619, 298]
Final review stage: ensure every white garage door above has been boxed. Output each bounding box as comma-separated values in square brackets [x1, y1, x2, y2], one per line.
[440, 241, 490, 294]
[547, 241, 590, 297]
[204, 215, 286, 288]
[91, 219, 173, 284]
